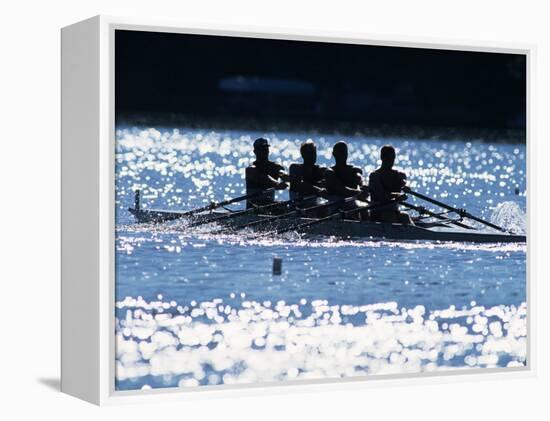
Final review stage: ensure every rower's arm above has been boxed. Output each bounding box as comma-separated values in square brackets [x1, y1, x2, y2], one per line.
[274, 163, 291, 183]
[325, 170, 361, 197]
[399, 172, 410, 192]
[279, 171, 291, 183]
[246, 166, 288, 190]
[368, 173, 393, 202]
[289, 165, 325, 196]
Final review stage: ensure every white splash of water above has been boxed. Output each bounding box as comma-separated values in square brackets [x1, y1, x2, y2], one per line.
[490, 202, 526, 234]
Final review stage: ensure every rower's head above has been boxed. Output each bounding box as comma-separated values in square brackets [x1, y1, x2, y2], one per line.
[332, 141, 348, 165]
[380, 145, 396, 169]
[300, 139, 317, 165]
[253, 137, 270, 161]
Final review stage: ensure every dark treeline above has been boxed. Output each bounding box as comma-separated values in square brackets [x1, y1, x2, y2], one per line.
[115, 30, 526, 136]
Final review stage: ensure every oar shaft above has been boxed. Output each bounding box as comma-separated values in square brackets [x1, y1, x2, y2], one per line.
[406, 190, 458, 213]
[275, 197, 404, 235]
[187, 197, 288, 228]
[241, 209, 298, 229]
[186, 207, 253, 228]
[207, 195, 322, 234]
[230, 195, 322, 230]
[181, 188, 276, 217]
[407, 190, 506, 233]
[243, 196, 359, 236]
[458, 212, 505, 232]
[401, 202, 473, 230]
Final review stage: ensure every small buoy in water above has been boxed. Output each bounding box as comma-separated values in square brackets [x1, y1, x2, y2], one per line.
[134, 189, 141, 210]
[272, 257, 282, 275]
[515, 187, 520, 195]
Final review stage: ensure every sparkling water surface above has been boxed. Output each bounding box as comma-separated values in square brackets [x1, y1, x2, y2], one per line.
[115, 127, 527, 391]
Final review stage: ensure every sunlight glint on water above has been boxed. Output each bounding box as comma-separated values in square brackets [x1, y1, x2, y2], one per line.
[114, 127, 527, 390]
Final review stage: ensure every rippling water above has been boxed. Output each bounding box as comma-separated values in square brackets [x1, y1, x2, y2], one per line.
[114, 127, 527, 391]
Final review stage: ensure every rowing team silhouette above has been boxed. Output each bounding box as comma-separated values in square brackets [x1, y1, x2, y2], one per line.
[245, 137, 414, 224]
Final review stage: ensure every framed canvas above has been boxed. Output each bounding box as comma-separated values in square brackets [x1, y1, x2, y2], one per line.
[61, 15, 534, 405]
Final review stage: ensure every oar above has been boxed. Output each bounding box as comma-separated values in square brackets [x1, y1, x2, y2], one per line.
[401, 202, 474, 230]
[187, 194, 315, 229]
[162, 188, 276, 219]
[230, 195, 344, 231]
[274, 195, 406, 235]
[406, 189, 508, 233]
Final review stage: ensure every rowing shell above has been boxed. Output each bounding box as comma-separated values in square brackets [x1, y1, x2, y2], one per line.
[128, 206, 526, 244]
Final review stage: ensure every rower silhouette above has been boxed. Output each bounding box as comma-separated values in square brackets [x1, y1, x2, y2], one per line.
[368, 145, 413, 224]
[245, 137, 289, 209]
[324, 141, 368, 215]
[289, 140, 327, 207]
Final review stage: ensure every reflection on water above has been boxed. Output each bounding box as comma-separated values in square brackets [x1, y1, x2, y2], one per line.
[115, 127, 527, 390]
[116, 296, 526, 390]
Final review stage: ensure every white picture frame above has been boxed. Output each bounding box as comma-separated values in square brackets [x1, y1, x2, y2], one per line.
[61, 15, 535, 405]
